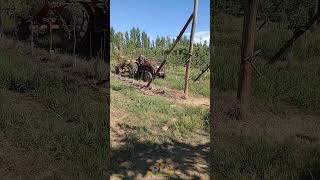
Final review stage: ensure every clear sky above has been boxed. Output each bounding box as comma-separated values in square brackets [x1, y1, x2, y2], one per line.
[110, 0, 210, 44]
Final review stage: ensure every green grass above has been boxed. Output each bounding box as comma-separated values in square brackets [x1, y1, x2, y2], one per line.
[212, 14, 320, 112]
[0, 50, 108, 177]
[211, 137, 320, 179]
[111, 78, 209, 144]
[110, 60, 210, 98]
[153, 66, 210, 97]
[210, 14, 320, 179]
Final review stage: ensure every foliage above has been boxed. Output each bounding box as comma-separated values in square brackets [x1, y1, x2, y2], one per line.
[110, 27, 209, 68]
[212, 137, 320, 179]
[213, 0, 317, 30]
[211, 13, 320, 112]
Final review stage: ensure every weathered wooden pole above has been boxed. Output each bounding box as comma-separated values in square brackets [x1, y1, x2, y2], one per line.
[184, 0, 198, 97]
[194, 64, 210, 82]
[268, 11, 320, 64]
[146, 13, 194, 87]
[210, 1, 214, 179]
[237, 0, 258, 119]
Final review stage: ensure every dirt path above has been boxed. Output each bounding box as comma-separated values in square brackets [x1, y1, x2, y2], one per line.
[210, 89, 320, 149]
[112, 74, 210, 108]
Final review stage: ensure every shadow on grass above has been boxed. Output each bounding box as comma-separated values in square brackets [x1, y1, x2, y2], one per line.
[111, 130, 209, 179]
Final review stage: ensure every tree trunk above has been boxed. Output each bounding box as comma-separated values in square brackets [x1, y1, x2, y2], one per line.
[237, 0, 258, 120]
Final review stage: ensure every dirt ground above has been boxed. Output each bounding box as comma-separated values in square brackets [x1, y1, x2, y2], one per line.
[112, 74, 210, 108]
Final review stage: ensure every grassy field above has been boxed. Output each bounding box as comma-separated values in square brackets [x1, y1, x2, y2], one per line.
[152, 66, 210, 98]
[0, 50, 108, 177]
[111, 78, 209, 144]
[212, 14, 320, 112]
[111, 56, 210, 98]
[210, 14, 320, 179]
[211, 136, 320, 179]
[110, 76, 210, 178]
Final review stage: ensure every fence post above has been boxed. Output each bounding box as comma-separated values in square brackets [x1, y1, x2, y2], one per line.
[237, 0, 258, 119]
[183, 0, 198, 98]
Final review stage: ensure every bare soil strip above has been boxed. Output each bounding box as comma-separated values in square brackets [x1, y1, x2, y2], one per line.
[112, 74, 210, 108]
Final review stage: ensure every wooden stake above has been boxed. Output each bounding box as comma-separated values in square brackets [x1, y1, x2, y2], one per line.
[237, 0, 258, 119]
[184, 0, 198, 97]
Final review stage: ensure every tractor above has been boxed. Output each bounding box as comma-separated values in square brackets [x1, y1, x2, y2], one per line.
[4, 0, 109, 59]
[115, 55, 166, 82]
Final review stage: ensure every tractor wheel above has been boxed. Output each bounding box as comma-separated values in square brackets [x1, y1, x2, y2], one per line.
[143, 71, 153, 82]
[129, 66, 138, 78]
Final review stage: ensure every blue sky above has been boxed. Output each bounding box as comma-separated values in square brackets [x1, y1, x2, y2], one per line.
[111, 0, 210, 44]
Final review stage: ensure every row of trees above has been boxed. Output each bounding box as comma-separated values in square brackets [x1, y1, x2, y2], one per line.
[214, 0, 317, 30]
[110, 27, 209, 68]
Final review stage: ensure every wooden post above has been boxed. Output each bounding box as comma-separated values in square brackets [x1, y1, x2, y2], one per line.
[237, 0, 258, 119]
[184, 0, 198, 97]
[210, 1, 214, 178]
[146, 13, 194, 87]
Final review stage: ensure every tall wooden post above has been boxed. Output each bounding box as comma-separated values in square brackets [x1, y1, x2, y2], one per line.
[210, 0, 214, 179]
[237, 0, 258, 119]
[184, 0, 198, 97]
